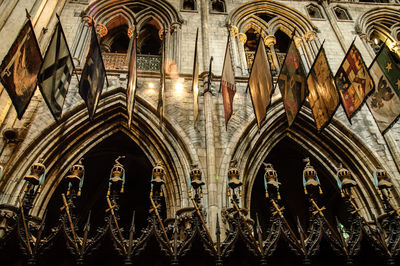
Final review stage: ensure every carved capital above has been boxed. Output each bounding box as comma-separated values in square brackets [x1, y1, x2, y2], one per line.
[230, 25, 239, 37]
[81, 15, 94, 27]
[96, 23, 108, 38]
[127, 26, 136, 39]
[264, 35, 276, 47]
[294, 36, 303, 47]
[390, 41, 400, 53]
[304, 30, 317, 42]
[170, 22, 181, 34]
[238, 33, 247, 45]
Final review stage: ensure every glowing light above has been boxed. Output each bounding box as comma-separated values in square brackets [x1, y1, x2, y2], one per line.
[175, 78, 184, 94]
[374, 38, 379, 45]
[148, 82, 154, 89]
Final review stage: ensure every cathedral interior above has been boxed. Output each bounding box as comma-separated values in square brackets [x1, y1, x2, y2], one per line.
[0, 0, 400, 265]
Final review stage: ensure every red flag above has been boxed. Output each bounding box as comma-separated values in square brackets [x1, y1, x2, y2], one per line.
[334, 42, 374, 120]
[221, 36, 236, 128]
[0, 19, 43, 119]
[126, 27, 137, 128]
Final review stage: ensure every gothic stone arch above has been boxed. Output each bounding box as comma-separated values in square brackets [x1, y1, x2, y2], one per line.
[0, 89, 200, 219]
[218, 101, 399, 221]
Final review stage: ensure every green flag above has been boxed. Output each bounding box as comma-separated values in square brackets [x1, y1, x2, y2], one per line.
[367, 44, 400, 133]
[376, 44, 400, 97]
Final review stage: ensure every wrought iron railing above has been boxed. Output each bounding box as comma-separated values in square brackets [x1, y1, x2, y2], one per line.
[102, 52, 161, 72]
[245, 50, 286, 73]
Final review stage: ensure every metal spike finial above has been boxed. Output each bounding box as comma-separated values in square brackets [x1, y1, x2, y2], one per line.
[84, 210, 91, 232]
[115, 156, 125, 166]
[130, 210, 135, 234]
[216, 213, 221, 236]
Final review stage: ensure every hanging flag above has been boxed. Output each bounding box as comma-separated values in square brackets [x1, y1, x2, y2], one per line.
[192, 29, 199, 126]
[306, 43, 340, 132]
[366, 44, 400, 133]
[157, 29, 166, 124]
[334, 42, 374, 120]
[277, 37, 308, 127]
[126, 27, 137, 128]
[220, 34, 236, 128]
[38, 19, 74, 121]
[248, 39, 274, 129]
[79, 22, 107, 120]
[0, 19, 43, 119]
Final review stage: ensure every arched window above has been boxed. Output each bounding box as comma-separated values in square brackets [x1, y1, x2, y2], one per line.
[182, 0, 196, 11]
[306, 4, 324, 19]
[274, 29, 291, 66]
[333, 6, 352, 21]
[137, 21, 162, 55]
[100, 25, 129, 53]
[210, 0, 226, 13]
[243, 28, 260, 70]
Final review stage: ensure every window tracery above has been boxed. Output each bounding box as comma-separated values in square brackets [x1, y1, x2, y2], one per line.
[210, 0, 226, 13]
[306, 4, 324, 19]
[333, 6, 352, 21]
[182, 0, 196, 11]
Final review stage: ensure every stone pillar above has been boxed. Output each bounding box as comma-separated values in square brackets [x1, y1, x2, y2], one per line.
[200, 0, 210, 70]
[237, 32, 248, 75]
[319, 0, 347, 54]
[228, 25, 241, 76]
[264, 35, 280, 74]
[0, 0, 18, 31]
[203, 75, 217, 240]
[170, 22, 181, 73]
[304, 30, 319, 57]
[72, 14, 92, 67]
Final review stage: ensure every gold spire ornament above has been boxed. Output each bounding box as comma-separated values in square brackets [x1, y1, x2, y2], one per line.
[108, 156, 126, 195]
[24, 158, 46, 193]
[65, 158, 85, 196]
[302, 158, 322, 195]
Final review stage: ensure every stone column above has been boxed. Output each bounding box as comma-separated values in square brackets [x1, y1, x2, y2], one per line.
[200, 0, 210, 70]
[0, 0, 18, 31]
[203, 74, 217, 240]
[228, 25, 241, 76]
[170, 22, 181, 73]
[319, 0, 347, 53]
[304, 30, 318, 57]
[264, 35, 280, 74]
[237, 32, 249, 75]
[72, 14, 92, 67]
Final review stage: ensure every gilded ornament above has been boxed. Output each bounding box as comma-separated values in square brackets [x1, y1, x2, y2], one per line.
[238, 33, 247, 44]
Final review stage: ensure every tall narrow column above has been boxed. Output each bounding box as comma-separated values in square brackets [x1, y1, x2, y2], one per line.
[203, 63, 217, 239]
[200, 0, 210, 70]
[319, 0, 347, 53]
[264, 35, 280, 74]
[73, 14, 92, 67]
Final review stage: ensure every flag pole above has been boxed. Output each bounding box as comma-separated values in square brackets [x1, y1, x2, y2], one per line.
[219, 30, 230, 93]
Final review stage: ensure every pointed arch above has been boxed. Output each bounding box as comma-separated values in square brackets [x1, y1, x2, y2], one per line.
[1, 89, 200, 219]
[228, 0, 318, 37]
[218, 101, 399, 221]
[356, 7, 400, 43]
